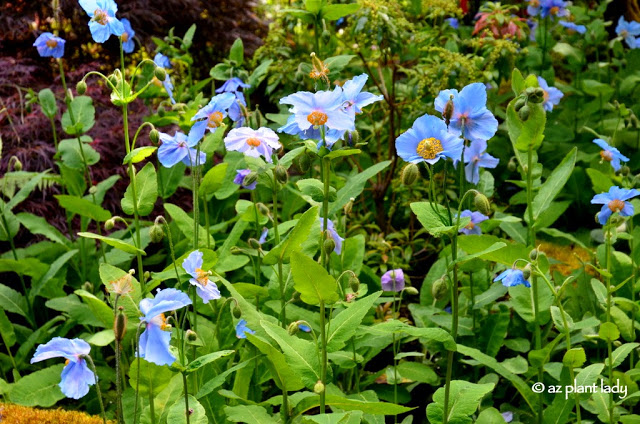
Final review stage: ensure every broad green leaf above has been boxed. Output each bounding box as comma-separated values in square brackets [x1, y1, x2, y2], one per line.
[196, 359, 252, 399]
[74, 289, 114, 328]
[45, 294, 103, 327]
[550, 306, 575, 333]
[506, 90, 545, 152]
[159, 162, 186, 198]
[322, 3, 360, 20]
[9, 364, 65, 407]
[15, 212, 69, 246]
[458, 235, 530, 265]
[326, 291, 381, 352]
[61, 95, 95, 135]
[0, 208, 19, 241]
[0, 309, 16, 348]
[167, 395, 207, 424]
[511, 68, 525, 95]
[476, 407, 508, 424]
[293, 395, 413, 416]
[123, 146, 157, 164]
[330, 160, 390, 215]
[164, 203, 214, 247]
[575, 364, 604, 401]
[426, 380, 495, 424]
[324, 148, 360, 159]
[55, 195, 111, 221]
[229, 38, 244, 65]
[396, 361, 438, 385]
[183, 24, 196, 48]
[247, 59, 273, 91]
[366, 320, 456, 351]
[225, 405, 278, 423]
[86, 329, 115, 346]
[5, 172, 46, 210]
[605, 343, 639, 368]
[129, 359, 176, 396]
[199, 163, 229, 197]
[29, 249, 78, 302]
[291, 251, 339, 305]
[58, 136, 100, 170]
[410, 202, 454, 237]
[529, 148, 576, 221]
[305, 0, 323, 13]
[297, 178, 337, 204]
[247, 334, 305, 392]
[478, 305, 510, 357]
[38, 88, 57, 119]
[0, 283, 28, 318]
[509, 283, 553, 324]
[185, 350, 234, 374]
[610, 305, 634, 341]
[263, 206, 318, 265]
[122, 162, 158, 216]
[562, 348, 586, 368]
[599, 322, 620, 341]
[78, 232, 146, 255]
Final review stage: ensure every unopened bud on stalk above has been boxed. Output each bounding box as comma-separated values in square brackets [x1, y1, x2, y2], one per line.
[143, 271, 150, 282]
[114, 307, 127, 342]
[514, 97, 526, 111]
[401, 163, 420, 186]
[507, 157, 517, 172]
[157, 106, 166, 117]
[230, 246, 243, 255]
[186, 329, 198, 342]
[323, 238, 336, 256]
[348, 130, 360, 145]
[620, 165, 630, 176]
[150, 224, 164, 243]
[321, 29, 331, 44]
[314, 380, 325, 394]
[528, 87, 545, 104]
[104, 217, 116, 231]
[403, 286, 419, 295]
[154, 66, 166, 81]
[76, 80, 87, 95]
[10, 157, 23, 172]
[248, 238, 261, 249]
[297, 153, 311, 173]
[474, 192, 491, 216]
[275, 165, 288, 184]
[431, 277, 448, 300]
[287, 321, 299, 336]
[149, 128, 160, 144]
[529, 249, 539, 261]
[83, 281, 93, 292]
[518, 104, 531, 121]
[232, 304, 242, 319]
[522, 265, 532, 280]
[89, 185, 98, 195]
[108, 74, 118, 87]
[257, 202, 270, 217]
[344, 197, 355, 216]
[243, 171, 258, 187]
[349, 273, 360, 293]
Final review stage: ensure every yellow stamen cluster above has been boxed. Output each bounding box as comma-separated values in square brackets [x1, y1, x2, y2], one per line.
[246, 137, 262, 148]
[121, 32, 129, 42]
[207, 111, 224, 128]
[159, 313, 168, 330]
[600, 150, 613, 162]
[93, 9, 108, 25]
[465, 222, 475, 230]
[307, 111, 328, 126]
[550, 6, 559, 15]
[608, 199, 625, 213]
[195, 268, 209, 286]
[46, 39, 58, 48]
[416, 137, 444, 160]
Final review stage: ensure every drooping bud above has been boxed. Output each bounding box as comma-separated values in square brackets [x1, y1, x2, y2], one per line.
[143, 271, 150, 283]
[232, 304, 242, 319]
[323, 238, 336, 256]
[186, 329, 198, 342]
[292, 291, 301, 302]
[431, 277, 448, 300]
[230, 246, 243, 255]
[157, 105, 166, 117]
[256, 202, 270, 217]
[349, 273, 360, 293]
[83, 281, 93, 292]
[507, 157, 517, 172]
[522, 265, 532, 280]
[154, 66, 166, 81]
[150, 223, 164, 243]
[528, 87, 545, 104]
[287, 321, 299, 336]
[108, 73, 118, 87]
[620, 165, 630, 176]
[114, 306, 127, 342]
[89, 185, 98, 195]
[105, 217, 116, 231]
[529, 249, 539, 261]
[149, 128, 160, 144]
[474, 192, 491, 216]
[243, 171, 258, 187]
[10, 156, 23, 172]
[275, 165, 288, 184]
[297, 153, 311, 173]
[518, 104, 531, 121]
[401, 163, 420, 186]
[403, 286, 419, 295]
[248, 238, 261, 249]
[76, 80, 87, 95]
[314, 380, 325, 394]
[348, 130, 360, 145]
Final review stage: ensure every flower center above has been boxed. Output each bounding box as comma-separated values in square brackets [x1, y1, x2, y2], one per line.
[122, 32, 129, 42]
[542, 90, 549, 102]
[307, 111, 328, 126]
[600, 150, 613, 162]
[195, 268, 209, 286]
[530, 0, 539, 6]
[550, 6, 559, 15]
[93, 9, 108, 25]
[178, 141, 187, 148]
[465, 222, 475, 230]
[46, 38, 58, 48]
[160, 313, 168, 330]
[608, 199, 625, 213]
[246, 137, 262, 148]
[207, 111, 224, 128]
[621, 30, 628, 38]
[416, 137, 444, 160]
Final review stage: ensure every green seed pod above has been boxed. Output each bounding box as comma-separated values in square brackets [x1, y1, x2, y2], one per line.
[186, 329, 198, 342]
[403, 286, 419, 295]
[154, 66, 167, 82]
[528, 87, 545, 104]
[431, 277, 448, 300]
[401, 163, 420, 186]
[157, 106, 166, 117]
[514, 97, 526, 111]
[507, 157, 517, 172]
[149, 128, 160, 144]
[76, 80, 87, 95]
[233, 304, 242, 319]
[275, 165, 288, 184]
[287, 321, 299, 336]
[243, 171, 258, 187]
[150, 224, 164, 243]
[518, 104, 531, 121]
[323, 238, 336, 256]
[314, 380, 325, 394]
[114, 307, 127, 342]
[474, 192, 491, 216]
[248, 238, 261, 249]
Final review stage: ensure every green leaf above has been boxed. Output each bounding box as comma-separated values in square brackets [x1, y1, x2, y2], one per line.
[167, 395, 208, 424]
[366, 320, 456, 351]
[458, 234, 530, 266]
[55, 194, 111, 221]
[322, 3, 360, 20]
[294, 395, 413, 416]
[326, 291, 381, 352]
[74, 289, 113, 327]
[225, 405, 279, 423]
[185, 350, 234, 374]
[562, 347, 586, 368]
[229, 38, 244, 65]
[0, 208, 19, 241]
[261, 320, 321, 389]
[122, 162, 158, 216]
[452, 242, 506, 267]
[5, 171, 47, 211]
[199, 163, 229, 197]
[247, 334, 305, 392]
[123, 146, 157, 164]
[129, 359, 176, 396]
[291, 251, 339, 305]
[511, 68, 525, 95]
[599, 322, 620, 341]
[509, 283, 553, 324]
[476, 407, 508, 424]
[45, 294, 103, 327]
[410, 202, 453, 237]
[0, 309, 16, 348]
[0, 283, 29, 318]
[61, 95, 95, 135]
[78, 232, 146, 255]
[330, 160, 390, 215]
[38, 88, 57, 119]
[605, 343, 640, 368]
[305, 0, 323, 13]
[529, 147, 576, 221]
[550, 306, 575, 333]
[86, 329, 115, 346]
[196, 359, 252, 399]
[164, 203, 214, 247]
[506, 93, 545, 152]
[297, 178, 337, 204]
[29, 249, 78, 302]
[58, 136, 100, 170]
[426, 380, 495, 424]
[263, 206, 318, 265]
[324, 148, 360, 160]
[159, 162, 186, 198]
[396, 361, 438, 385]
[9, 364, 65, 407]
[15, 212, 69, 246]
[610, 305, 634, 342]
[247, 60, 273, 92]
[478, 305, 510, 357]
[182, 24, 196, 49]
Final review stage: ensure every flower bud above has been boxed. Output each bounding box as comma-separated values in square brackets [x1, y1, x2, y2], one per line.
[349, 274, 360, 293]
[403, 286, 419, 295]
[104, 217, 116, 231]
[528, 88, 545, 104]
[108, 74, 118, 87]
[401, 163, 420, 186]
[114, 307, 127, 342]
[297, 153, 311, 173]
[149, 128, 160, 144]
[83, 281, 93, 292]
[232, 304, 242, 319]
[522, 265, 532, 280]
[243, 171, 258, 187]
[248, 238, 261, 249]
[186, 329, 198, 342]
[348, 130, 360, 145]
[474, 192, 491, 216]
[275, 165, 288, 184]
[255, 203, 269, 218]
[230, 246, 243, 255]
[287, 321, 299, 336]
[514, 97, 526, 111]
[157, 106, 166, 117]
[154, 66, 166, 81]
[314, 380, 325, 394]
[518, 104, 531, 121]
[507, 157, 517, 172]
[323, 238, 336, 256]
[620, 165, 630, 176]
[76, 80, 87, 95]
[529, 249, 539, 261]
[321, 29, 331, 44]
[10, 157, 23, 172]
[431, 277, 448, 300]
[89, 185, 98, 195]
[150, 224, 164, 243]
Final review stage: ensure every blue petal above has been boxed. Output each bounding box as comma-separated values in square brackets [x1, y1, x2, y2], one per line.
[88, 21, 111, 43]
[187, 120, 208, 146]
[138, 324, 175, 366]
[182, 250, 203, 277]
[59, 360, 95, 399]
[140, 288, 191, 320]
[158, 142, 188, 168]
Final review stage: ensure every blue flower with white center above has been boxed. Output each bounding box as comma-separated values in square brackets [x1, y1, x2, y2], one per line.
[153, 53, 175, 104]
[537, 76, 563, 112]
[182, 250, 221, 304]
[78, 0, 124, 43]
[33, 32, 66, 58]
[463, 140, 499, 184]
[395, 114, 463, 164]
[616, 17, 640, 49]
[593, 139, 629, 172]
[591, 186, 640, 225]
[120, 18, 135, 53]
[559, 21, 586, 34]
[458, 210, 489, 235]
[188, 92, 236, 144]
[138, 288, 191, 366]
[224, 127, 282, 162]
[235, 319, 255, 339]
[434, 83, 498, 143]
[233, 169, 257, 190]
[494, 269, 530, 288]
[320, 218, 344, 255]
[446, 18, 459, 29]
[31, 337, 95, 399]
[340, 74, 383, 116]
[216, 77, 251, 124]
[157, 131, 205, 168]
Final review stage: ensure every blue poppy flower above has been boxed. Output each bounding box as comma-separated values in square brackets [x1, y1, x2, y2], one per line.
[527, 19, 538, 41]
[188, 93, 236, 144]
[537, 76, 563, 112]
[320, 218, 344, 255]
[182, 250, 221, 304]
[224, 127, 282, 162]
[279, 115, 346, 149]
[216, 78, 251, 124]
[502, 411, 514, 423]
[233, 169, 257, 190]
[591, 186, 640, 225]
[216, 77, 250, 93]
[381, 269, 405, 292]
[153, 53, 172, 69]
[593, 139, 629, 172]
[153, 53, 175, 104]
[446, 18, 459, 29]
[235, 319, 255, 339]
[157, 131, 205, 168]
[340, 74, 383, 116]
[434, 83, 498, 143]
[395, 114, 463, 164]
[78, 0, 124, 43]
[138, 288, 192, 366]
[527, 0, 569, 19]
[120, 18, 135, 53]
[33, 32, 66, 58]
[259, 227, 268, 244]
[616, 17, 640, 49]
[559, 21, 586, 34]
[463, 140, 499, 184]
[31, 337, 95, 399]
[458, 210, 489, 235]
[494, 269, 530, 288]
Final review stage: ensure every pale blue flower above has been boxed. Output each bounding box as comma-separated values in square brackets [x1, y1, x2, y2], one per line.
[591, 186, 640, 225]
[593, 139, 629, 172]
[494, 269, 530, 288]
[446, 18, 459, 29]
[537, 76, 563, 112]
[233, 169, 257, 190]
[157, 131, 206, 168]
[320, 218, 344, 255]
[463, 140, 499, 184]
[616, 16, 640, 49]
[188, 93, 236, 144]
[559, 21, 586, 34]
[395, 114, 463, 164]
[121, 18, 135, 53]
[458, 210, 489, 235]
[340, 74, 383, 116]
[381, 269, 405, 292]
[182, 250, 221, 304]
[224, 127, 282, 162]
[235, 319, 255, 339]
[33, 33, 66, 58]
[78, 0, 124, 43]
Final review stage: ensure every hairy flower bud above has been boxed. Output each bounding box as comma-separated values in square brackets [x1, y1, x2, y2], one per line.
[431, 277, 448, 300]
[104, 217, 116, 231]
[401, 163, 420, 186]
[10, 157, 23, 172]
[474, 192, 491, 216]
[528, 88, 545, 104]
[275, 165, 288, 184]
[443, 97, 454, 125]
[403, 286, 419, 295]
[230, 246, 243, 255]
[323, 238, 336, 256]
[314, 380, 325, 394]
[518, 104, 531, 121]
[232, 304, 242, 319]
[186, 329, 198, 342]
[349, 273, 360, 293]
[108, 74, 118, 87]
[248, 238, 261, 250]
[522, 265, 532, 280]
[150, 224, 164, 243]
[256, 202, 270, 217]
[114, 307, 127, 342]
[149, 128, 160, 144]
[83, 281, 93, 292]
[620, 165, 630, 176]
[243, 171, 258, 187]
[507, 157, 517, 172]
[287, 321, 299, 336]
[348, 130, 360, 145]
[297, 153, 311, 173]
[529, 249, 539, 261]
[154, 66, 166, 82]
[157, 106, 166, 117]
[76, 80, 87, 95]
[514, 97, 526, 111]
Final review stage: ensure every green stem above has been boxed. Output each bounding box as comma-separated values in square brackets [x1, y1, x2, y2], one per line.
[84, 355, 107, 424]
[271, 171, 286, 330]
[182, 372, 191, 424]
[148, 364, 156, 424]
[319, 300, 327, 413]
[133, 324, 144, 424]
[605, 226, 614, 424]
[318, 153, 331, 414]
